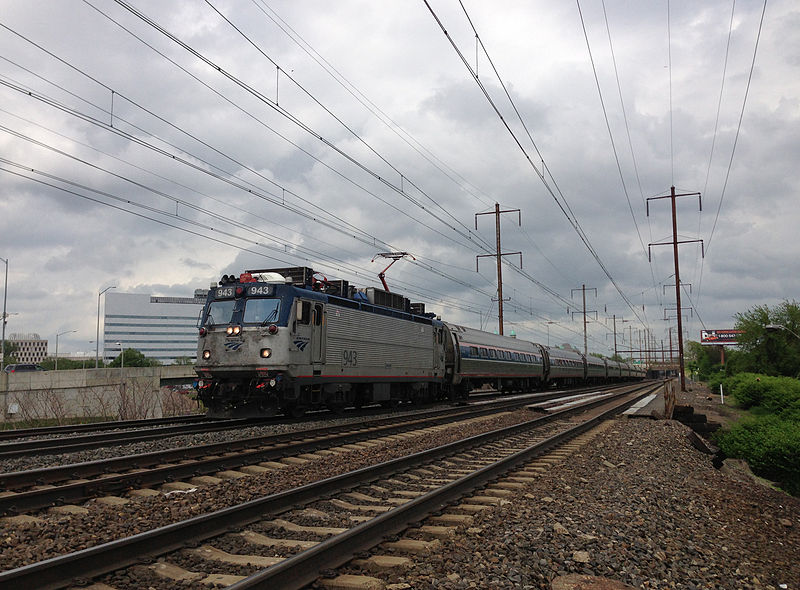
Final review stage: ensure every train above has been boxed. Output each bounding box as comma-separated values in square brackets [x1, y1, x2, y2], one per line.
[193, 267, 646, 417]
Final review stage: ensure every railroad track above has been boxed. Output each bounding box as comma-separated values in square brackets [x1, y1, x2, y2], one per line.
[0, 414, 208, 442]
[0, 383, 628, 459]
[0, 381, 660, 589]
[0, 384, 630, 515]
[0, 416, 284, 459]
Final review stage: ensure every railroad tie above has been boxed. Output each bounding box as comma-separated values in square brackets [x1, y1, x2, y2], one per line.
[381, 538, 441, 554]
[237, 530, 318, 549]
[190, 544, 284, 567]
[317, 573, 385, 590]
[351, 555, 412, 571]
[268, 518, 347, 536]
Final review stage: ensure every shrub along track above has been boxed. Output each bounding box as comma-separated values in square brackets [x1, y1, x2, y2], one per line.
[0, 382, 659, 589]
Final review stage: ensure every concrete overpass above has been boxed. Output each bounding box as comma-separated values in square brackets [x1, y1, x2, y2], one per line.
[1, 365, 199, 423]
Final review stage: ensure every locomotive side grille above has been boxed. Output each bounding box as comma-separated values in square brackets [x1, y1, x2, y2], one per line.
[326, 306, 434, 371]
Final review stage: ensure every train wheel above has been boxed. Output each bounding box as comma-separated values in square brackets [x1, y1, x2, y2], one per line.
[284, 404, 306, 418]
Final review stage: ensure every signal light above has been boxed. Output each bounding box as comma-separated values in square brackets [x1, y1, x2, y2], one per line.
[267, 324, 278, 335]
[260, 348, 272, 358]
[202, 350, 211, 359]
[199, 327, 207, 337]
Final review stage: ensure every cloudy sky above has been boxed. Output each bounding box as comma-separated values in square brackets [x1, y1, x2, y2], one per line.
[1, 0, 797, 359]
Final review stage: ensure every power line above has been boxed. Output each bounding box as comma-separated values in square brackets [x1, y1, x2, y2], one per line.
[705, 0, 768, 256]
[576, 0, 657, 293]
[108, 0, 495, 256]
[698, 0, 768, 309]
[423, 0, 648, 329]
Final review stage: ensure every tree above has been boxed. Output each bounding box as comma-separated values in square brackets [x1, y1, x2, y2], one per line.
[173, 356, 194, 365]
[108, 348, 161, 368]
[685, 340, 723, 381]
[734, 300, 800, 378]
[40, 357, 92, 371]
[1, 341, 19, 365]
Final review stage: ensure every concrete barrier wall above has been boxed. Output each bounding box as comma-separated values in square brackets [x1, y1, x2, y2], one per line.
[1, 365, 199, 423]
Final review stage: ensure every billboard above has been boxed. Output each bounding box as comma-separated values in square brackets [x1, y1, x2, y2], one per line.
[700, 329, 744, 346]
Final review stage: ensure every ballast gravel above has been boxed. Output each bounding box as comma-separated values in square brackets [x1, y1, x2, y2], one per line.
[1, 414, 798, 589]
[357, 418, 799, 590]
[0, 410, 529, 571]
[0, 409, 440, 473]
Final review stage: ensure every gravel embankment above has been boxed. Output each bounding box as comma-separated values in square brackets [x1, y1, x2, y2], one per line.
[0, 408, 445, 473]
[3, 410, 797, 589]
[0, 410, 529, 571]
[366, 418, 798, 590]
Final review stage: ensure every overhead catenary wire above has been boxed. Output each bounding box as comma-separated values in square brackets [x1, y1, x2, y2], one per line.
[96, 0, 592, 321]
[703, 0, 768, 257]
[423, 0, 649, 329]
[107, 0, 497, 257]
[1, 4, 654, 351]
[0, 22, 582, 335]
[576, 0, 661, 309]
[696, 0, 767, 312]
[0, 159, 501, 320]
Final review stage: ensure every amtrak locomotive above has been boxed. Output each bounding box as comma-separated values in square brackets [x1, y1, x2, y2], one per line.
[194, 267, 645, 417]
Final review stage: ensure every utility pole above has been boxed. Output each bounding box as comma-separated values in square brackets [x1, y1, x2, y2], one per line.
[608, 315, 632, 358]
[0, 257, 7, 372]
[669, 326, 675, 364]
[611, 314, 618, 357]
[648, 186, 703, 392]
[570, 284, 597, 356]
[476, 203, 521, 335]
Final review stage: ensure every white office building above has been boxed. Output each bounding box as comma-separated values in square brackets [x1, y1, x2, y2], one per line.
[7, 333, 48, 363]
[103, 290, 207, 365]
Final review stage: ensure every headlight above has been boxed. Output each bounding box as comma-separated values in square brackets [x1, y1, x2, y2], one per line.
[226, 325, 241, 335]
[226, 326, 233, 335]
[202, 350, 211, 359]
[260, 348, 272, 358]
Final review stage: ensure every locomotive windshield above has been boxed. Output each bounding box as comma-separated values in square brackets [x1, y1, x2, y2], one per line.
[204, 299, 236, 326]
[243, 298, 280, 325]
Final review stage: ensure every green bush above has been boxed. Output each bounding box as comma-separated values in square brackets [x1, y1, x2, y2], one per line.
[719, 373, 800, 416]
[714, 415, 800, 496]
[731, 374, 772, 408]
[706, 371, 727, 395]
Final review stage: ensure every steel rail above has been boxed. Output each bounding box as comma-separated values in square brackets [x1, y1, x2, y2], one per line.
[231, 384, 660, 589]
[0, 417, 284, 458]
[0, 385, 635, 513]
[0, 382, 634, 458]
[0, 414, 209, 442]
[0, 382, 630, 490]
[0, 382, 659, 590]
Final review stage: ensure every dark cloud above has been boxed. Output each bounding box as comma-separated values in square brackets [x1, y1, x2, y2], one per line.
[0, 0, 797, 356]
